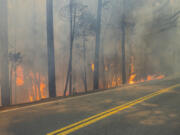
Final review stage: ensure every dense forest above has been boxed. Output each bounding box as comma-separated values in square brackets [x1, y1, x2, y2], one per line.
[0, 0, 180, 106]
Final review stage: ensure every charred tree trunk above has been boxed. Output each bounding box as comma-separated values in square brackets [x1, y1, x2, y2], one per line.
[93, 0, 102, 90]
[9, 64, 13, 104]
[83, 36, 88, 92]
[121, 19, 126, 84]
[101, 38, 106, 88]
[46, 0, 56, 98]
[64, 65, 70, 96]
[0, 0, 10, 106]
[37, 73, 41, 99]
[121, 0, 127, 84]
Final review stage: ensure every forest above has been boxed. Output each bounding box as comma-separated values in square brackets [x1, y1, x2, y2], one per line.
[0, 0, 180, 106]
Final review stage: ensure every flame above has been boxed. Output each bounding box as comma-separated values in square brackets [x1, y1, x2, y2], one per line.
[107, 75, 121, 88]
[112, 76, 117, 87]
[40, 77, 46, 99]
[140, 78, 145, 82]
[128, 56, 165, 85]
[91, 64, 95, 72]
[16, 66, 24, 86]
[128, 56, 136, 84]
[147, 75, 153, 80]
[29, 96, 33, 102]
[129, 74, 136, 84]
[156, 75, 165, 79]
[117, 77, 121, 86]
[29, 71, 47, 101]
[146, 74, 165, 81]
[129, 74, 165, 85]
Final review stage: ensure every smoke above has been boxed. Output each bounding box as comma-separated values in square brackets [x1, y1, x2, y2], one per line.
[132, 0, 180, 75]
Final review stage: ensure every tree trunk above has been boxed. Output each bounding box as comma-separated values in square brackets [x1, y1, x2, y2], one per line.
[46, 0, 56, 98]
[9, 64, 13, 104]
[101, 38, 106, 88]
[14, 65, 17, 103]
[64, 0, 77, 96]
[83, 36, 88, 92]
[93, 0, 102, 90]
[0, 0, 10, 106]
[64, 0, 73, 96]
[121, 19, 126, 84]
[64, 64, 70, 96]
[38, 73, 41, 99]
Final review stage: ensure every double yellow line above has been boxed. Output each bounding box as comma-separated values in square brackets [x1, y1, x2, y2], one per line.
[47, 84, 180, 135]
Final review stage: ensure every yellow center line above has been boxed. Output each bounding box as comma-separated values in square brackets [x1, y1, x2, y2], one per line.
[47, 84, 180, 135]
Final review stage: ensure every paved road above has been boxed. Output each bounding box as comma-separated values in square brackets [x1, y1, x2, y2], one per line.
[0, 77, 180, 135]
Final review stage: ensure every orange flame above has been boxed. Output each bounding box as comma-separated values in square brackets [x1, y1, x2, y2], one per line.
[128, 57, 165, 85]
[29, 71, 47, 101]
[29, 96, 33, 102]
[129, 74, 136, 84]
[112, 76, 117, 87]
[156, 75, 165, 80]
[128, 56, 136, 84]
[16, 66, 24, 86]
[91, 64, 95, 72]
[129, 74, 165, 85]
[40, 77, 46, 99]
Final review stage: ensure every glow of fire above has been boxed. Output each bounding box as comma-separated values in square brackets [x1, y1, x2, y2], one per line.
[129, 74, 165, 85]
[156, 75, 165, 79]
[91, 64, 95, 72]
[40, 78, 46, 99]
[29, 71, 47, 102]
[112, 76, 116, 87]
[29, 96, 33, 102]
[129, 74, 136, 84]
[128, 56, 136, 84]
[16, 66, 24, 86]
[128, 56, 165, 84]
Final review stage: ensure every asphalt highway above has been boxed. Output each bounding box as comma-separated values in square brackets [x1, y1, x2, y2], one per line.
[0, 77, 180, 135]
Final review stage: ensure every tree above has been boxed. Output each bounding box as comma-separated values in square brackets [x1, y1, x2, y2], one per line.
[93, 0, 103, 90]
[77, 11, 96, 92]
[9, 52, 22, 104]
[46, 0, 56, 98]
[64, 0, 77, 96]
[0, 0, 10, 106]
[121, 0, 126, 84]
[63, 0, 88, 96]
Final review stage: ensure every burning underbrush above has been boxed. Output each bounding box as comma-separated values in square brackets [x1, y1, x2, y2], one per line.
[0, 62, 166, 106]
[128, 74, 165, 84]
[128, 56, 165, 84]
[10, 65, 48, 104]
